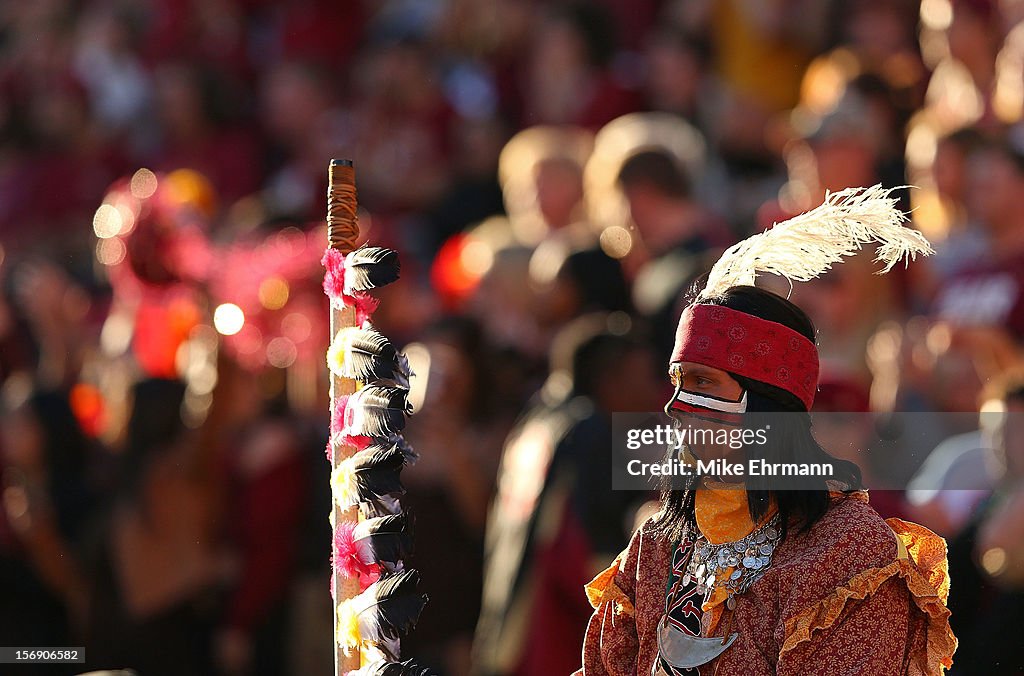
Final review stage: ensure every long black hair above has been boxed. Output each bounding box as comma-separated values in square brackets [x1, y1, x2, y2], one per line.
[650, 285, 862, 542]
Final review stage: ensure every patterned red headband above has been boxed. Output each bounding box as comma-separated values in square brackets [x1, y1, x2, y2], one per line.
[670, 304, 819, 410]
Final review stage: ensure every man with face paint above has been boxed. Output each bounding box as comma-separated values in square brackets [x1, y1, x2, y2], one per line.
[574, 187, 957, 675]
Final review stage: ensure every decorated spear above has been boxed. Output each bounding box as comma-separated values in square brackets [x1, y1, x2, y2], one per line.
[326, 159, 363, 673]
[322, 160, 429, 675]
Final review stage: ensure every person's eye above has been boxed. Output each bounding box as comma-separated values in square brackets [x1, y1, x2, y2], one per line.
[695, 376, 713, 387]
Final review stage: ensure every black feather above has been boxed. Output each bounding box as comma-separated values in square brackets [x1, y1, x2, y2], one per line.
[345, 246, 400, 292]
[333, 327, 412, 386]
[360, 495, 402, 519]
[350, 445, 406, 517]
[362, 438, 417, 467]
[364, 659, 439, 676]
[346, 385, 412, 438]
[354, 512, 415, 571]
[370, 569, 428, 640]
[387, 433, 419, 465]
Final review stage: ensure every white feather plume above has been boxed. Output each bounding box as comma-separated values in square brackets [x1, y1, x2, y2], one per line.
[698, 185, 933, 301]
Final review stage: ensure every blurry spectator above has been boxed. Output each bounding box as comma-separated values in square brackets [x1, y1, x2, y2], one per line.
[401, 317, 509, 674]
[519, 3, 637, 130]
[916, 127, 989, 282]
[708, 0, 826, 172]
[810, 375, 913, 519]
[424, 116, 507, 256]
[212, 361, 307, 676]
[0, 384, 97, 673]
[933, 132, 1024, 342]
[466, 243, 547, 364]
[945, 370, 1024, 675]
[923, 0, 1006, 133]
[776, 87, 891, 219]
[0, 267, 38, 382]
[766, 83, 910, 377]
[641, 26, 712, 126]
[336, 39, 456, 218]
[616, 148, 728, 364]
[149, 63, 261, 206]
[260, 61, 337, 222]
[497, 125, 594, 249]
[788, 256, 897, 383]
[902, 322, 1009, 537]
[7, 258, 96, 390]
[72, 4, 151, 141]
[142, 0, 252, 79]
[830, 0, 923, 75]
[473, 315, 662, 676]
[271, 0, 368, 72]
[530, 246, 633, 340]
[85, 379, 221, 675]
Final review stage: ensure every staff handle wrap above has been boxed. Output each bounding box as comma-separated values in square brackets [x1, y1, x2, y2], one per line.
[328, 159, 361, 674]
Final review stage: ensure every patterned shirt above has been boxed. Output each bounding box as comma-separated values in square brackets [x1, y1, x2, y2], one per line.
[659, 533, 710, 675]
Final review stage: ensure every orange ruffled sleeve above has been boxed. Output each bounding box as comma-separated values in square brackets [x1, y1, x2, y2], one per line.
[779, 517, 957, 676]
[585, 557, 635, 618]
[576, 521, 654, 676]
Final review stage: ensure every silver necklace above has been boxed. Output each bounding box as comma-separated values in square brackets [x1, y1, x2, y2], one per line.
[654, 513, 782, 673]
[684, 514, 781, 610]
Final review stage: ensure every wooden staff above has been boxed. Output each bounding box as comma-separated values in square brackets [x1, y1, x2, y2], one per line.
[327, 159, 361, 674]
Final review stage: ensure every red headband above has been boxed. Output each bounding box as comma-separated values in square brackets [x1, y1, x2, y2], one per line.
[670, 304, 819, 410]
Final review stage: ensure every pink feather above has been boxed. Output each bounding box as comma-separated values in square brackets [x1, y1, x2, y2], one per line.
[322, 247, 379, 326]
[330, 395, 350, 437]
[327, 399, 372, 462]
[347, 434, 372, 450]
[321, 248, 347, 299]
[332, 524, 383, 590]
[352, 293, 379, 326]
[333, 521, 362, 578]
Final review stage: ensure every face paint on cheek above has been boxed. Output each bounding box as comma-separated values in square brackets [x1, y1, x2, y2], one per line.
[667, 388, 747, 426]
[664, 386, 750, 467]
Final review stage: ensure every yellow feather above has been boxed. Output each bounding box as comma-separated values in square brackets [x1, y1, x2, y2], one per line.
[336, 599, 362, 654]
[326, 327, 357, 378]
[331, 461, 357, 508]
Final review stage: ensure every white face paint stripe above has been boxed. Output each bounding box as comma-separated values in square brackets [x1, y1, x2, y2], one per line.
[674, 389, 748, 413]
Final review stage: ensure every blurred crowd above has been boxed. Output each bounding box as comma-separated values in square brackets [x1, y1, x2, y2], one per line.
[2, 0, 1024, 674]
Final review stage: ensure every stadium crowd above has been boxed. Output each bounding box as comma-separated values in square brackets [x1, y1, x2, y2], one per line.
[1, 0, 1024, 674]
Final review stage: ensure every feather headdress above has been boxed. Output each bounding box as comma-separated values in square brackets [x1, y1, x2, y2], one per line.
[336, 570, 428, 660]
[698, 185, 933, 301]
[334, 512, 415, 579]
[327, 326, 413, 387]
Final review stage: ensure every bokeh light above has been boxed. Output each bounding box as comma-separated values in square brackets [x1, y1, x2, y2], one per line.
[96, 237, 127, 266]
[266, 336, 297, 368]
[93, 204, 123, 239]
[130, 168, 158, 199]
[599, 225, 632, 259]
[213, 303, 245, 335]
[258, 276, 290, 310]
